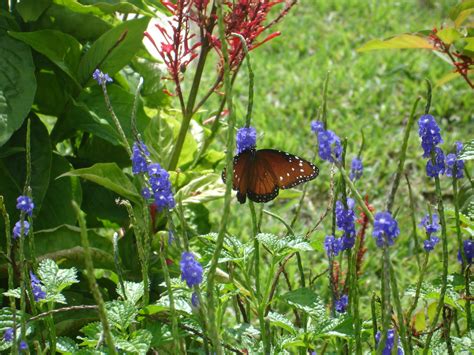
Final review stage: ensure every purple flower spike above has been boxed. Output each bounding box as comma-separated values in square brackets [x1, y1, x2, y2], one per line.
[335, 294, 348, 313]
[372, 212, 400, 248]
[458, 239, 473, 264]
[317, 129, 342, 163]
[180, 252, 203, 288]
[92, 69, 113, 85]
[426, 147, 445, 178]
[418, 114, 443, 158]
[3, 328, 13, 342]
[350, 157, 363, 181]
[16, 195, 34, 216]
[236, 126, 257, 154]
[13, 220, 30, 239]
[131, 141, 150, 175]
[310, 120, 325, 133]
[324, 235, 343, 258]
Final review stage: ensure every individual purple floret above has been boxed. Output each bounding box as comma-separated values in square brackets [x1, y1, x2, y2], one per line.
[458, 239, 473, 264]
[426, 147, 445, 178]
[13, 220, 30, 239]
[236, 126, 257, 154]
[324, 235, 343, 258]
[16, 195, 34, 216]
[350, 157, 363, 181]
[92, 69, 113, 85]
[30, 272, 46, 302]
[148, 163, 175, 211]
[310, 120, 325, 133]
[131, 141, 150, 175]
[19, 341, 28, 351]
[423, 236, 440, 252]
[191, 292, 199, 307]
[445, 141, 464, 179]
[180, 252, 203, 288]
[375, 329, 403, 355]
[335, 198, 357, 251]
[317, 129, 342, 163]
[419, 214, 440, 236]
[335, 294, 348, 313]
[372, 212, 400, 248]
[418, 114, 443, 158]
[3, 328, 13, 342]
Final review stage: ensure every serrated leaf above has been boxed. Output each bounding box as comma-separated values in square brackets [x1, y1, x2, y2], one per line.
[60, 163, 140, 204]
[358, 34, 433, 52]
[280, 288, 326, 317]
[256, 233, 313, 256]
[0, 308, 33, 351]
[37, 259, 79, 303]
[106, 300, 138, 330]
[117, 281, 144, 305]
[57, 336, 79, 354]
[0, 32, 36, 147]
[267, 312, 297, 335]
[3, 288, 21, 298]
[115, 329, 152, 354]
[458, 140, 474, 161]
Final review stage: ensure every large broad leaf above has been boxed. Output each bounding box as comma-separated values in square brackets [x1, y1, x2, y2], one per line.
[0, 117, 52, 221]
[77, 17, 150, 86]
[35, 3, 111, 41]
[60, 163, 140, 204]
[16, 0, 52, 22]
[358, 34, 433, 52]
[9, 29, 82, 86]
[280, 288, 326, 318]
[35, 154, 82, 230]
[459, 139, 474, 161]
[54, 0, 153, 16]
[0, 32, 36, 147]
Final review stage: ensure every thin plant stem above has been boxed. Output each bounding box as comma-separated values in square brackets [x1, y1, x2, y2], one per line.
[386, 97, 421, 212]
[113, 233, 127, 301]
[206, 1, 237, 352]
[376, 246, 392, 355]
[0, 197, 17, 354]
[351, 231, 362, 354]
[72, 201, 117, 354]
[406, 174, 421, 271]
[371, 292, 379, 344]
[423, 173, 449, 353]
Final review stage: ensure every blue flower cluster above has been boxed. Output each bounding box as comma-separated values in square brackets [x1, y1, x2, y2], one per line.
[335, 294, 348, 313]
[13, 221, 30, 239]
[311, 120, 342, 163]
[350, 157, 363, 181]
[236, 126, 257, 154]
[425, 147, 445, 178]
[419, 213, 440, 252]
[324, 235, 343, 258]
[180, 252, 203, 288]
[132, 141, 150, 174]
[445, 141, 464, 179]
[131, 141, 175, 211]
[372, 212, 400, 248]
[375, 329, 403, 355]
[418, 114, 443, 158]
[2, 329, 27, 351]
[335, 198, 357, 250]
[16, 196, 34, 216]
[458, 239, 473, 264]
[92, 69, 113, 86]
[30, 272, 46, 302]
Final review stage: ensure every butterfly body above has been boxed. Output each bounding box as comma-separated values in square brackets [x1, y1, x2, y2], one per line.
[223, 148, 319, 203]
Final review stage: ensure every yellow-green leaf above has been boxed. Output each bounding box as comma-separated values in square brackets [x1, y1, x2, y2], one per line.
[436, 28, 461, 45]
[358, 34, 433, 52]
[435, 72, 461, 87]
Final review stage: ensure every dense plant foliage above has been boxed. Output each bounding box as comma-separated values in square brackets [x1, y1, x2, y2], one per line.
[0, 0, 473, 354]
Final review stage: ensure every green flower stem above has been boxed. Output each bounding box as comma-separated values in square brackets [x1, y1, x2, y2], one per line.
[377, 246, 392, 355]
[206, 1, 237, 352]
[100, 82, 132, 156]
[386, 97, 420, 212]
[452, 174, 471, 331]
[371, 292, 379, 344]
[18, 213, 27, 342]
[72, 202, 117, 355]
[0, 197, 17, 355]
[388, 255, 410, 354]
[406, 174, 421, 271]
[423, 174, 449, 354]
[407, 253, 429, 350]
[350, 234, 362, 354]
[158, 252, 181, 352]
[336, 163, 374, 224]
[168, 43, 211, 171]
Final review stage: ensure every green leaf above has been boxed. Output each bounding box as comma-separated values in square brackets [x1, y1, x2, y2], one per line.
[106, 300, 138, 330]
[267, 312, 297, 335]
[8, 29, 82, 86]
[56, 336, 79, 354]
[435, 71, 461, 87]
[358, 34, 433, 52]
[77, 17, 150, 86]
[436, 28, 461, 45]
[16, 0, 52, 22]
[35, 154, 82, 230]
[175, 173, 225, 205]
[256, 233, 313, 256]
[0, 308, 33, 351]
[115, 329, 152, 354]
[38, 259, 79, 296]
[459, 139, 474, 161]
[280, 288, 326, 317]
[0, 32, 36, 147]
[54, 0, 153, 16]
[449, 0, 474, 22]
[117, 281, 144, 305]
[2, 288, 21, 298]
[60, 163, 140, 204]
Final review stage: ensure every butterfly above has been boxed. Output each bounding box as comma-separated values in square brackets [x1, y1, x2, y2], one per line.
[222, 148, 319, 203]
